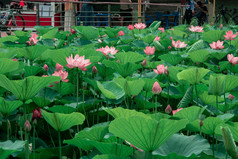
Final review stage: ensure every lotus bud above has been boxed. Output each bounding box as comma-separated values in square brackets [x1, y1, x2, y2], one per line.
[43, 64, 49, 71]
[211, 22, 214, 26]
[141, 59, 147, 67]
[218, 66, 220, 70]
[71, 28, 76, 34]
[13, 58, 18, 62]
[24, 120, 31, 132]
[53, 38, 56, 42]
[92, 66, 98, 74]
[170, 36, 173, 40]
[33, 119, 37, 125]
[165, 105, 172, 114]
[220, 24, 223, 29]
[196, 62, 200, 65]
[168, 46, 172, 51]
[228, 94, 234, 101]
[152, 81, 162, 95]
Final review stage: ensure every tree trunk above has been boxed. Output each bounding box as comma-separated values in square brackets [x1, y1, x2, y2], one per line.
[64, 0, 76, 31]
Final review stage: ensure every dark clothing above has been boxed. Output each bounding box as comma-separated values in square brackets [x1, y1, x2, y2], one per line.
[195, 1, 207, 25]
[81, 0, 95, 26]
[183, 0, 194, 24]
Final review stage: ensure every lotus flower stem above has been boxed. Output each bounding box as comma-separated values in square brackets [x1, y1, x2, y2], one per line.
[6, 118, 10, 140]
[76, 72, 79, 109]
[216, 95, 219, 114]
[212, 133, 215, 158]
[224, 93, 227, 113]
[124, 96, 128, 109]
[167, 77, 170, 105]
[82, 88, 89, 127]
[47, 123, 55, 147]
[25, 132, 30, 159]
[33, 125, 36, 159]
[195, 84, 199, 105]
[58, 131, 62, 159]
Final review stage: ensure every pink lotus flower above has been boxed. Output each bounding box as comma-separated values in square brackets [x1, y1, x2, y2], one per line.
[27, 33, 38, 45]
[168, 46, 172, 50]
[224, 31, 237, 40]
[43, 64, 49, 71]
[128, 24, 134, 30]
[209, 40, 224, 50]
[228, 94, 234, 101]
[152, 81, 162, 95]
[96, 46, 118, 58]
[32, 108, 42, 120]
[118, 31, 125, 36]
[158, 27, 165, 33]
[125, 140, 143, 152]
[55, 63, 63, 71]
[134, 23, 146, 30]
[153, 65, 168, 75]
[227, 54, 238, 66]
[71, 28, 76, 34]
[66, 54, 91, 71]
[141, 59, 147, 67]
[170, 36, 173, 40]
[172, 40, 187, 49]
[52, 70, 69, 83]
[165, 105, 172, 114]
[42, 75, 48, 77]
[12, 58, 18, 62]
[92, 66, 98, 74]
[154, 36, 160, 41]
[144, 46, 155, 55]
[188, 25, 204, 32]
[172, 108, 183, 115]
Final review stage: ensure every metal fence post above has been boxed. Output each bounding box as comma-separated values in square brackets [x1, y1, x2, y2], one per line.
[36, 3, 40, 26]
[108, 4, 111, 27]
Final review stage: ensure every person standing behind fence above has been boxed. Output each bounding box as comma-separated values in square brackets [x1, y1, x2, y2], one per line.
[183, 0, 194, 24]
[81, 0, 95, 26]
[120, 0, 133, 26]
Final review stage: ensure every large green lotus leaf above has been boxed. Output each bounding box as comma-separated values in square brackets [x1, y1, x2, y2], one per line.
[177, 68, 210, 85]
[0, 140, 25, 159]
[225, 75, 238, 93]
[167, 66, 184, 84]
[42, 27, 58, 40]
[201, 117, 224, 135]
[199, 91, 224, 105]
[95, 63, 115, 79]
[42, 110, 85, 132]
[142, 78, 158, 92]
[153, 134, 210, 158]
[0, 97, 23, 116]
[97, 81, 125, 100]
[208, 74, 225, 96]
[0, 75, 60, 101]
[14, 30, 32, 44]
[52, 82, 74, 95]
[177, 85, 194, 108]
[155, 153, 198, 159]
[204, 62, 227, 73]
[188, 49, 210, 63]
[34, 26, 54, 35]
[135, 98, 159, 110]
[0, 48, 16, 58]
[215, 122, 238, 142]
[109, 116, 188, 152]
[159, 54, 182, 66]
[76, 46, 103, 59]
[217, 113, 234, 122]
[103, 60, 141, 78]
[119, 35, 134, 44]
[147, 112, 170, 121]
[153, 41, 165, 52]
[89, 141, 133, 157]
[202, 30, 225, 43]
[169, 29, 187, 38]
[115, 52, 144, 64]
[93, 154, 127, 159]
[24, 65, 43, 77]
[82, 26, 99, 40]
[40, 48, 72, 66]
[142, 34, 157, 44]
[221, 127, 238, 159]
[32, 96, 51, 107]
[0, 36, 18, 44]
[64, 138, 93, 151]
[149, 21, 161, 31]
[75, 123, 109, 141]
[113, 78, 145, 96]
[104, 107, 150, 119]
[47, 105, 76, 114]
[17, 45, 48, 60]
[186, 40, 204, 53]
[0, 58, 19, 74]
[211, 52, 227, 60]
[173, 106, 205, 123]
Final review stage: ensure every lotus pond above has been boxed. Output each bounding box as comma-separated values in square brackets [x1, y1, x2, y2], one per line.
[0, 21, 238, 159]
